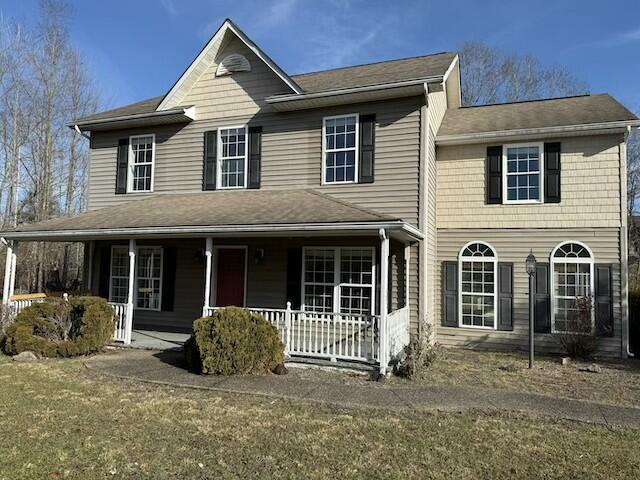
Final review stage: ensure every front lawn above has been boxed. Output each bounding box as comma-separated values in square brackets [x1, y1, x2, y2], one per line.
[400, 348, 640, 408]
[0, 354, 638, 479]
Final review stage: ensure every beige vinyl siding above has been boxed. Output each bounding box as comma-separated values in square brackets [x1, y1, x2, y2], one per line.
[434, 228, 623, 357]
[436, 134, 625, 229]
[424, 88, 447, 328]
[444, 61, 461, 109]
[88, 97, 422, 226]
[91, 236, 415, 332]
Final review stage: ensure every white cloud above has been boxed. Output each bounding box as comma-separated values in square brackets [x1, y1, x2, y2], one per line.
[160, 0, 178, 16]
[261, 0, 299, 29]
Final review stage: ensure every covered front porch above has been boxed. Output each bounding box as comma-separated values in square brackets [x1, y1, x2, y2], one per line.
[0, 190, 421, 373]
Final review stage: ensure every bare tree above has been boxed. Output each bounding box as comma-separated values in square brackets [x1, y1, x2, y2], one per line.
[0, 0, 101, 295]
[459, 41, 589, 107]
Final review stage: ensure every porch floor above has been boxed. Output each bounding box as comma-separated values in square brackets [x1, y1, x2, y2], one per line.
[124, 330, 190, 350]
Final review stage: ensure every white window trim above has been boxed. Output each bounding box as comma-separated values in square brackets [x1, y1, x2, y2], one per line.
[321, 113, 359, 185]
[108, 245, 163, 312]
[502, 141, 544, 205]
[211, 245, 248, 307]
[458, 241, 498, 330]
[300, 246, 376, 316]
[217, 125, 248, 190]
[550, 240, 595, 334]
[127, 134, 156, 193]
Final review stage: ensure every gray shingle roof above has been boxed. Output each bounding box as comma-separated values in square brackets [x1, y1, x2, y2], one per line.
[438, 94, 638, 138]
[74, 96, 164, 124]
[4, 190, 396, 236]
[73, 52, 457, 124]
[290, 52, 457, 93]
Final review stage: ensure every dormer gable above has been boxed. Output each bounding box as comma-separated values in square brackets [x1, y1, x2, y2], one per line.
[157, 19, 301, 111]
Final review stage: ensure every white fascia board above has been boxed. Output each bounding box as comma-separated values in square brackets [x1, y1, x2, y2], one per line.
[157, 20, 301, 111]
[70, 106, 195, 130]
[1, 221, 424, 242]
[266, 76, 444, 105]
[441, 54, 459, 83]
[436, 120, 640, 145]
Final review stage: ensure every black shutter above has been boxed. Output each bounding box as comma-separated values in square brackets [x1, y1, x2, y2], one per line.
[248, 126, 262, 189]
[359, 114, 375, 183]
[203, 130, 217, 190]
[498, 262, 514, 331]
[486, 146, 503, 204]
[442, 261, 458, 327]
[544, 142, 561, 203]
[595, 264, 613, 337]
[286, 247, 302, 310]
[534, 262, 551, 333]
[115, 139, 129, 194]
[98, 246, 112, 300]
[161, 247, 177, 312]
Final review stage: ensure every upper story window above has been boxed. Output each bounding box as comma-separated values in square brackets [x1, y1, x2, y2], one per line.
[128, 134, 155, 192]
[459, 241, 497, 329]
[503, 143, 543, 203]
[323, 114, 359, 184]
[218, 126, 247, 189]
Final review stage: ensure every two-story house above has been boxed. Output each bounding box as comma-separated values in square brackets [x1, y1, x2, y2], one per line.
[2, 19, 638, 370]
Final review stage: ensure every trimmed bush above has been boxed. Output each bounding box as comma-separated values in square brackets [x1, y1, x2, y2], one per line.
[3, 296, 115, 358]
[186, 307, 284, 375]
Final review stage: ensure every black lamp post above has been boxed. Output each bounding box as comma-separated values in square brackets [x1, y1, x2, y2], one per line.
[526, 250, 537, 369]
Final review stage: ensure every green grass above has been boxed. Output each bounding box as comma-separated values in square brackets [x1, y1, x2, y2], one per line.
[400, 348, 640, 408]
[0, 354, 639, 479]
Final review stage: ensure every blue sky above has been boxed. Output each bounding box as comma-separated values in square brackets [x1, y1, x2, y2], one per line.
[2, 0, 639, 112]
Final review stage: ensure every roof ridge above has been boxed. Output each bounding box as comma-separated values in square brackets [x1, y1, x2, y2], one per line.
[460, 93, 595, 109]
[291, 51, 456, 78]
[306, 189, 395, 220]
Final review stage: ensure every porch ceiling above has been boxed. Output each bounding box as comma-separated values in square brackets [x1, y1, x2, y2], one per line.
[0, 190, 422, 243]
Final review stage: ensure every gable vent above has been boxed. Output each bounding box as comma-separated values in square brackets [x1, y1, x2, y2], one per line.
[216, 54, 251, 76]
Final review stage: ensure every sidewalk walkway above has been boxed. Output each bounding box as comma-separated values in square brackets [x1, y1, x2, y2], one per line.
[84, 349, 640, 429]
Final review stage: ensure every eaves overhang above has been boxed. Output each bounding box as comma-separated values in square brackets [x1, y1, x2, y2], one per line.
[435, 120, 640, 146]
[69, 106, 196, 132]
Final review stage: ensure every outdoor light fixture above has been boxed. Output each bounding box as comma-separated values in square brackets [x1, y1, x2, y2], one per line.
[526, 251, 537, 275]
[254, 248, 265, 264]
[526, 250, 537, 369]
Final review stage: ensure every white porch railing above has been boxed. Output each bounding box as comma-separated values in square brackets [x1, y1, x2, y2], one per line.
[109, 302, 132, 344]
[386, 306, 410, 360]
[7, 298, 44, 317]
[205, 304, 382, 364]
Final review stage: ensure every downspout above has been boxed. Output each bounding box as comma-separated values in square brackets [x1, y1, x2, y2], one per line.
[625, 125, 635, 357]
[73, 124, 91, 140]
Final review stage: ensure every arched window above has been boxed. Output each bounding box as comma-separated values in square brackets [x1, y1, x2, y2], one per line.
[459, 242, 497, 329]
[550, 241, 594, 333]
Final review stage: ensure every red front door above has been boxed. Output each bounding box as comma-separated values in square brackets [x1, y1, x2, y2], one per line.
[215, 248, 246, 307]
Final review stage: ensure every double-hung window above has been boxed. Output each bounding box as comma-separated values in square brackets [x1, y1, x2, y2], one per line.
[128, 134, 155, 192]
[302, 247, 374, 315]
[503, 143, 543, 203]
[109, 246, 130, 304]
[323, 114, 359, 184]
[459, 242, 497, 329]
[109, 245, 163, 311]
[551, 241, 594, 334]
[218, 126, 247, 189]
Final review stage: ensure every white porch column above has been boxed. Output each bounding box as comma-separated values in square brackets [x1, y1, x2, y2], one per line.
[9, 248, 17, 299]
[2, 241, 13, 304]
[379, 229, 389, 375]
[404, 243, 411, 309]
[203, 237, 213, 316]
[125, 239, 136, 344]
